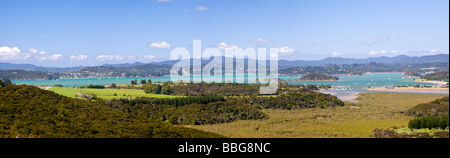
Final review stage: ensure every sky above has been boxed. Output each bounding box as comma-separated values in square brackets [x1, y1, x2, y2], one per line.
[0, 0, 449, 67]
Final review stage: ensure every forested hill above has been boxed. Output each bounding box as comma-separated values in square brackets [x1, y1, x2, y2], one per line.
[297, 74, 339, 81]
[0, 85, 224, 138]
[420, 71, 449, 82]
[57, 63, 172, 78]
[0, 70, 58, 80]
[279, 62, 449, 75]
[403, 70, 422, 77]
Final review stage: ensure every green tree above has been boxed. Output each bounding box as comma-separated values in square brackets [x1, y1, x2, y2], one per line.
[151, 85, 162, 94]
[130, 80, 137, 85]
[144, 82, 153, 94]
[111, 83, 117, 89]
[161, 85, 173, 95]
[140, 79, 147, 85]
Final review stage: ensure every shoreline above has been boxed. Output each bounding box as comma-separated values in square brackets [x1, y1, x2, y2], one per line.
[409, 80, 448, 86]
[320, 91, 360, 103]
[367, 87, 449, 94]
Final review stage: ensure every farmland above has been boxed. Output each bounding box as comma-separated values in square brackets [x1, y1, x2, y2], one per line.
[49, 87, 178, 100]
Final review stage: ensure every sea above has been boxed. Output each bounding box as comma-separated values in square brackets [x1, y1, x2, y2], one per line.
[12, 73, 439, 93]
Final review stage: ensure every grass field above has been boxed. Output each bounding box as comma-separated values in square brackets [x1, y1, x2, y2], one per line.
[184, 93, 448, 138]
[49, 87, 178, 100]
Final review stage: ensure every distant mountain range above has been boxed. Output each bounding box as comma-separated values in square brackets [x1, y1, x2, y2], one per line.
[0, 62, 82, 72]
[277, 54, 450, 68]
[1, 54, 449, 73]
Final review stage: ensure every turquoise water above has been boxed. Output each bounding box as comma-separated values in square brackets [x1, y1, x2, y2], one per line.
[12, 73, 438, 93]
[281, 73, 439, 93]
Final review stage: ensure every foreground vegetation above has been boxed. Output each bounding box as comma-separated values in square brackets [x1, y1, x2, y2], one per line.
[109, 96, 268, 125]
[185, 93, 447, 138]
[0, 85, 224, 138]
[373, 96, 449, 138]
[49, 82, 345, 126]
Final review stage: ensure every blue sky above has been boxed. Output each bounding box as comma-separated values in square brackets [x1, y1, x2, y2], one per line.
[0, 0, 448, 67]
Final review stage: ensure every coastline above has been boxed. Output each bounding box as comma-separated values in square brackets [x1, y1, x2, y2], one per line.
[409, 80, 448, 86]
[367, 87, 449, 94]
[320, 91, 360, 103]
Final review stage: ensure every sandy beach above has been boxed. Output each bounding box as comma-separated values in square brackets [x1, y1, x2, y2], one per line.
[367, 87, 449, 94]
[410, 80, 448, 86]
[320, 91, 360, 103]
[339, 92, 360, 103]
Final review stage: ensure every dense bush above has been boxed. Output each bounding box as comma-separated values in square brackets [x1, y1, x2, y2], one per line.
[109, 95, 267, 125]
[373, 127, 449, 138]
[238, 91, 344, 110]
[87, 83, 105, 89]
[420, 70, 449, 82]
[170, 82, 263, 96]
[405, 96, 449, 117]
[0, 85, 224, 138]
[297, 73, 339, 81]
[143, 83, 162, 94]
[162, 82, 332, 96]
[53, 84, 64, 87]
[408, 115, 449, 130]
[0, 79, 13, 87]
[404, 96, 450, 131]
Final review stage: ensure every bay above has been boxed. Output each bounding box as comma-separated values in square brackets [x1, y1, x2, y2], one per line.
[12, 73, 438, 93]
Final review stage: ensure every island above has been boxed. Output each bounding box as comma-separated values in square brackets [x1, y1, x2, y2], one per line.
[403, 70, 421, 77]
[296, 73, 339, 81]
[413, 70, 449, 86]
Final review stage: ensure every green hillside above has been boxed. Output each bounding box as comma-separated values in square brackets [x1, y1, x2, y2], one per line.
[0, 85, 224, 138]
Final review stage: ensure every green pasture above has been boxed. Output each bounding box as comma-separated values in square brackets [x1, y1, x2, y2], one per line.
[49, 87, 177, 100]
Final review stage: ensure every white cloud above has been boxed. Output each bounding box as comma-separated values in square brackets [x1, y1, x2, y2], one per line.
[149, 41, 171, 49]
[32, 49, 64, 61]
[215, 42, 239, 50]
[70, 55, 88, 61]
[332, 52, 343, 57]
[157, 0, 172, 2]
[250, 38, 273, 45]
[48, 54, 64, 60]
[368, 50, 405, 56]
[278, 47, 295, 54]
[387, 35, 398, 40]
[430, 49, 439, 53]
[0, 46, 23, 60]
[364, 35, 399, 46]
[29, 48, 38, 53]
[114, 55, 124, 60]
[196, 5, 209, 11]
[96, 55, 114, 61]
[96, 55, 124, 61]
[144, 55, 156, 60]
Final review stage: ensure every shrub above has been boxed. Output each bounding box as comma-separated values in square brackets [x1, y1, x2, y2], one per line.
[408, 115, 449, 129]
[53, 84, 63, 87]
[111, 83, 117, 89]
